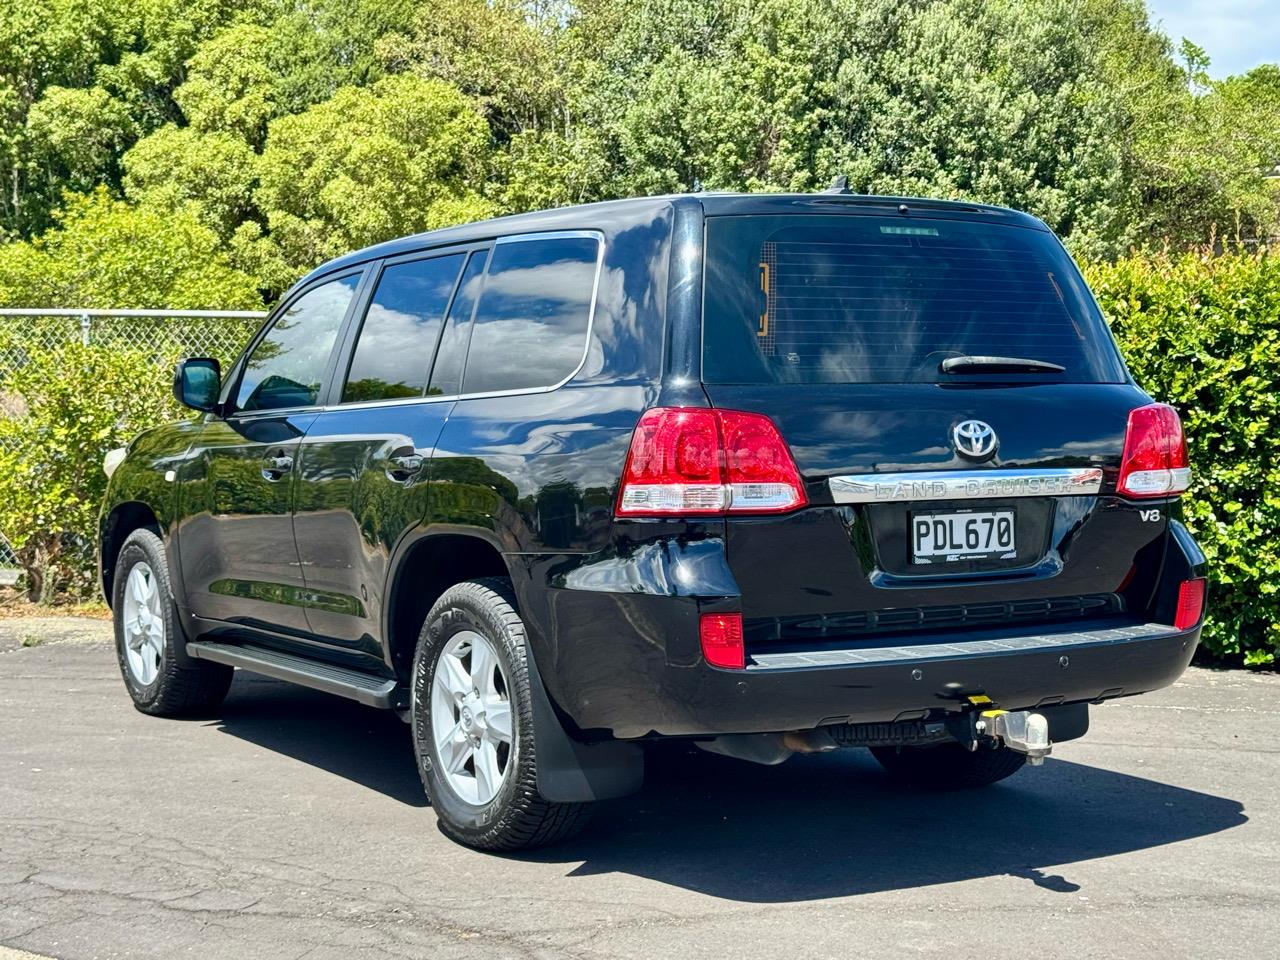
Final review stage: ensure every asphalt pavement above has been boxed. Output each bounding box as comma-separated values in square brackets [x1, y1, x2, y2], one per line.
[1, 620, 1278, 960]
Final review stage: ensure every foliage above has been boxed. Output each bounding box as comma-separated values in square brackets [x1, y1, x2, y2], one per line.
[0, 0, 267, 239]
[0, 337, 183, 601]
[1087, 249, 1280, 666]
[3, 0, 1275, 298]
[246, 73, 494, 286]
[0, 187, 261, 308]
[123, 126, 260, 241]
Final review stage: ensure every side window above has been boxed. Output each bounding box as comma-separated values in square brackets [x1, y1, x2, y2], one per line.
[427, 249, 489, 398]
[236, 274, 359, 412]
[461, 235, 600, 394]
[341, 253, 465, 403]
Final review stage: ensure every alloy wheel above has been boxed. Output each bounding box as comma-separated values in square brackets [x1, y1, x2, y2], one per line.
[431, 630, 514, 805]
[122, 562, 164, 685]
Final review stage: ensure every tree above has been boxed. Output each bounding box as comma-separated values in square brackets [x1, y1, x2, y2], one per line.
[245, 73, 494, 284]
[0, 187, 261, 308]
[1134, 60, 1280, 245]
[0, 0, 265, 239]
[123, 126, 259, 241]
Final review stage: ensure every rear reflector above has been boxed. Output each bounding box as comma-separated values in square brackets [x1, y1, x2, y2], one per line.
[700, 613, 745, 669]
[1174, 578, 1206, 630]
[1117, 403, 1191, 498]
[616, 407, 807, 516]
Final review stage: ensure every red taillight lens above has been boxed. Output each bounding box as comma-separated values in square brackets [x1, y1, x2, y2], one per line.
[1117, 403, 1191, 498]
[615, 408, 727, 515]
[700, 613, 745, 669]
[1174, 578, 1206, 630]
[616, 407, 806, 516]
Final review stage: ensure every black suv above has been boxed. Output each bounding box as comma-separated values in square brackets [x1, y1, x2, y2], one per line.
[100, 193, 1206, 850]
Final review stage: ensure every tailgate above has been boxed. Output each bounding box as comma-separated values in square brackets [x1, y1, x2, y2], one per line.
[699, 210, 1168, 649]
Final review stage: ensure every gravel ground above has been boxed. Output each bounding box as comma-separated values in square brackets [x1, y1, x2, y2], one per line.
[1, 623, 1278, 960]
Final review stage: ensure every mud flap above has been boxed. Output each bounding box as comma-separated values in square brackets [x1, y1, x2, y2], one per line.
[525, 641, 645, 802]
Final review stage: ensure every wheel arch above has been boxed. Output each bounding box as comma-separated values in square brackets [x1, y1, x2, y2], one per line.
[100, 501, 164, 607]
[384, 528, 512, 679]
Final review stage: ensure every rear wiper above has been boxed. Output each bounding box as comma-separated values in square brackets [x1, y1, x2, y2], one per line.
[940, 355, 1066, 374]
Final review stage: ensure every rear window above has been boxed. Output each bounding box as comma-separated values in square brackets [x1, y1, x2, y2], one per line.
[702, 215, 1126, 384]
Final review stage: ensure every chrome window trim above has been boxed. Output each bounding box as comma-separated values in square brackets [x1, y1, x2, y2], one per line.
[829, 468, 1104, 504]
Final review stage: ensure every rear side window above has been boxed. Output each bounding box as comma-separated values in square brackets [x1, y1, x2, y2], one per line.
[702, 215, 1126, 384]
[461, 234, 600, 394]
[341, 253, 465, 403]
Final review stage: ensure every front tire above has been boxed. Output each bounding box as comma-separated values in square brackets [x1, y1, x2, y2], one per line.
[411, 578, 590, 850]
[870, 742, 1027, 789]
[112, 529, 232, 716]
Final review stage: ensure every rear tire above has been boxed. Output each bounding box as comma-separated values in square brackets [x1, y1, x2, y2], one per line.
[411, 577, 590, 851]
[871, 742, 1027, 789]
[112, 529, 232, 716]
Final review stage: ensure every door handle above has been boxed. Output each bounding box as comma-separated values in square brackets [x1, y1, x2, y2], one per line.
[261, 452, 294, 481]
[385, 452, 425, 482]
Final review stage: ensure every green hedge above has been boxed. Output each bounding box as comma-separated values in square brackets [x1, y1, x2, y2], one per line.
[1087, 248, 1280, 666]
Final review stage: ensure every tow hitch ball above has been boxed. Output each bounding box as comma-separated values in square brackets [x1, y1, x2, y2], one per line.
[973, 710, 1052, 765]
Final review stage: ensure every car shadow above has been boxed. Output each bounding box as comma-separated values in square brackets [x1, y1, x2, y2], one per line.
[213, 674, 427, 807]
[534, 744, 1247, 901]
[211, 677, 1246, 901]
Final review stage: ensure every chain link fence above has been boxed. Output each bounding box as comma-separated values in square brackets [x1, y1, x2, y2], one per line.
[0, 308, 266, 580]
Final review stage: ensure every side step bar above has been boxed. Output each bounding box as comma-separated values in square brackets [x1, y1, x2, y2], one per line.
[187, 641, 407, 709]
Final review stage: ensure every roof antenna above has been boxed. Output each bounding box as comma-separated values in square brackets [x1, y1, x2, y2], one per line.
[823, 175, 851, 195]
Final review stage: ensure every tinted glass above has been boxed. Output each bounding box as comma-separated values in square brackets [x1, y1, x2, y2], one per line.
[462, 235, 599, 394]
[703, 215, 1126, 384]
[236, 274, 359, 411]
[428, 250, 488, 397]
[341, 253, 464, 403]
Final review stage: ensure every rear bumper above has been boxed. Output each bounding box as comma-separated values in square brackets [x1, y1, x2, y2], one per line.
[515, 521, 1205, 741]
[553, 612, 1197, 739]
[653, 621, 1199, 736]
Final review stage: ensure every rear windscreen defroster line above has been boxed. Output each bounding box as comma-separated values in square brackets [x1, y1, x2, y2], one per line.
[702, 214, 1128, 385]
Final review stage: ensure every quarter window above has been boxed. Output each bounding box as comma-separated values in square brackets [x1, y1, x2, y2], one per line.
[236, 274, 359, 412]
[341, 253, 465, 403]
[461, 235, 600, 394]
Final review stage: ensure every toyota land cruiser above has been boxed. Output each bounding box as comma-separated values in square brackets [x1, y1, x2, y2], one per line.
[99, 192, 1206, 850]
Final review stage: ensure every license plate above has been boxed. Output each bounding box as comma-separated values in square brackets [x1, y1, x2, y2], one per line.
[911, 510, 1016, 563]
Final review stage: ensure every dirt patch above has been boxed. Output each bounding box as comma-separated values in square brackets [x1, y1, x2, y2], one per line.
[0, 616, 113, 654]
[0, 589, 111, 621]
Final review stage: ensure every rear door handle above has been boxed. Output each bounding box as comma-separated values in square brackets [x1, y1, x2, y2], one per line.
[385, 452, 425, 482]
[261, 452, 294, 481]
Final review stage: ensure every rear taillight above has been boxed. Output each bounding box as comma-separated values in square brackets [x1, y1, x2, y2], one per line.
[700, 613, 745, 669]
[1174, 578, 1206, 630]
[616, 407, 807, 516]
[1116, 403, 1191, 498]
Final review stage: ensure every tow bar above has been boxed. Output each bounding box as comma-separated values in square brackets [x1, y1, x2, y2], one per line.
[975, 709, 1052, 765]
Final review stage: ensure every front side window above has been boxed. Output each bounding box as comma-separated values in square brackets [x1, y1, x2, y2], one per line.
[461, 234, 600, 394]
[341, 253, 465, 403]
[236, 274, 359, 412]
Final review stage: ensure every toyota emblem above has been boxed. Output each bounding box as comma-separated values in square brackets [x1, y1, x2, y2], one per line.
[953, 420, 998, 460]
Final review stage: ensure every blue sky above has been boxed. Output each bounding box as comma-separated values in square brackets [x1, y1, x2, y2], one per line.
[1145, 0, 1278, 78]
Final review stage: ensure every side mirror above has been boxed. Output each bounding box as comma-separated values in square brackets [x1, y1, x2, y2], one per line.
[173, 357, 221, 412]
